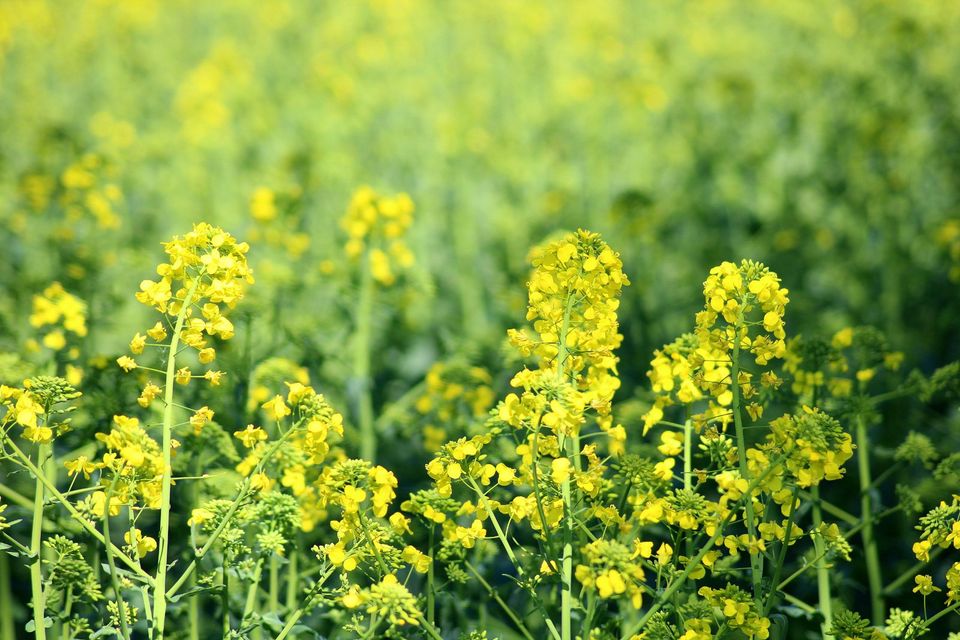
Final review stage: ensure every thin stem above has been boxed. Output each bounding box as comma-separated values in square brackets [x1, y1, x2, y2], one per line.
[427, 526, 436, 626]
[763, 484, 801, 615]
[30, 442, 48, 640]
[916, 600, 960, 634]
[557, 292, 574, 640]
[269, 554, 280, 613]
[883, 547, 946, 596]
[154, 278, 201, 638]
[811, 486, 834, 638]
[242, 560, 264, 626]
[730, 308, 762, 604]
[0, 553, 14, 640]
[103, 484, 131, 640]
[464, 477, 562, 640]
[0, 481, 33, 509]
[464, 561, 535, 640]
[357, 509, 388, 576]
[274, 567, 337, 640]
[167, 426, 296, 600]
[355, 255, 377, 463]
[222, 567, 231, 636]
[286, 545, 299, 612]
[856, 414, 885, 625]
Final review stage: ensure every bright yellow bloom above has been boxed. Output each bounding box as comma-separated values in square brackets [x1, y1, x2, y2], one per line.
[233, 424, 267, 448]
[65, 455, 97, 478]
[262, 395, 291, 421]
[124, 529, 158, 557]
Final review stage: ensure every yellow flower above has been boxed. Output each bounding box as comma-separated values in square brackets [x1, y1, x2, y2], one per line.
[130, 333, 146, 354]
[250, 186, 277, 222]
[117, 355, 137, 372]
[190, 406, 214, 434]
[65, 455, 97, 478]
[262, 395, 291, 421]
[188, 508, 214, 527]
[146, 321, 167, 341]
[402, 545, 431, 573]
[233, 425, 267, 448]
[124, 529, 158, 557]
[913, 574, 940, 596]
[43, 330, 66, 350]
[657, 430, 684, 456]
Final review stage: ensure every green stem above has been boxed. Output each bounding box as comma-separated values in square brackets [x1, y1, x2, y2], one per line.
[154, 278, 200, 638]
[883, 547, 945, 596]
[0, 553, 14, 640]
[242, 560, 264, 626]
[167, 426, 296, 600]
[915, 600, 960, 634]
[0, 482, 33, 510]
[355, 255, 376, 463]
[856, 414, 885, 625]
[103, 484, 131, 640]
[427, 526, 436, 627]
[730, 310, 762, 604]
[798, 491, 858, 526]
[811, 486, 834, 637]
[269, 554, 280, 613]
[556, 293, 574, 640]
[357, 509, 387, 576]
[286, 546, 299, 612]
[30, 442, 48, 640]
[763, 484, 801, 615]
[222, 568, 231, 636]
[274, 567, 337, 640]
[465, 561, 534, 640]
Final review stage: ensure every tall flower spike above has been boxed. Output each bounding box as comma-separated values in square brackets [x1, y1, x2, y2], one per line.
[507, 229, 629, 436]
[117, 223, 253, 639]
[341, 186, 415, 287]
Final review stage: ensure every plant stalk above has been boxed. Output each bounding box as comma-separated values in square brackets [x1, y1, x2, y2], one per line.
[30, 442, 48, 640]
[153, 279, 200, 638]
[856, 413, 884, 625]
[811, 486, 834, 637]
[355, 254, 376, 463]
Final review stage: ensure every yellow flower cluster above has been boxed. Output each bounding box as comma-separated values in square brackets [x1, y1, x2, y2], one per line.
[767, 407, 854, 487]
[134, 222, 253, 316]
[29, 282, 87, 352]
[424, 433, 495, 497]
[118, 224, 252, 429]
[415, 362, 495, 451]
[0, 384, 50, 443]
[510, 230, 628, 400]
[643, 260, 788, 433]
[784, 327, 905, 400]
[698, 585, 771, 639]
[341, 573, 420, 628]
[235, 382, 345, 531]
[87, 415, 166, 511]
[247, 357, 310, 413]
[574, 539, 648, 608]
[341, 186, 415, 286]
[248, 186, 311, 258]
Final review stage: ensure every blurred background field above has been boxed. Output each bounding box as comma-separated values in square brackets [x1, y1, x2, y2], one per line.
[3, 0, 960, 637]
[2, 0, 959, 377]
